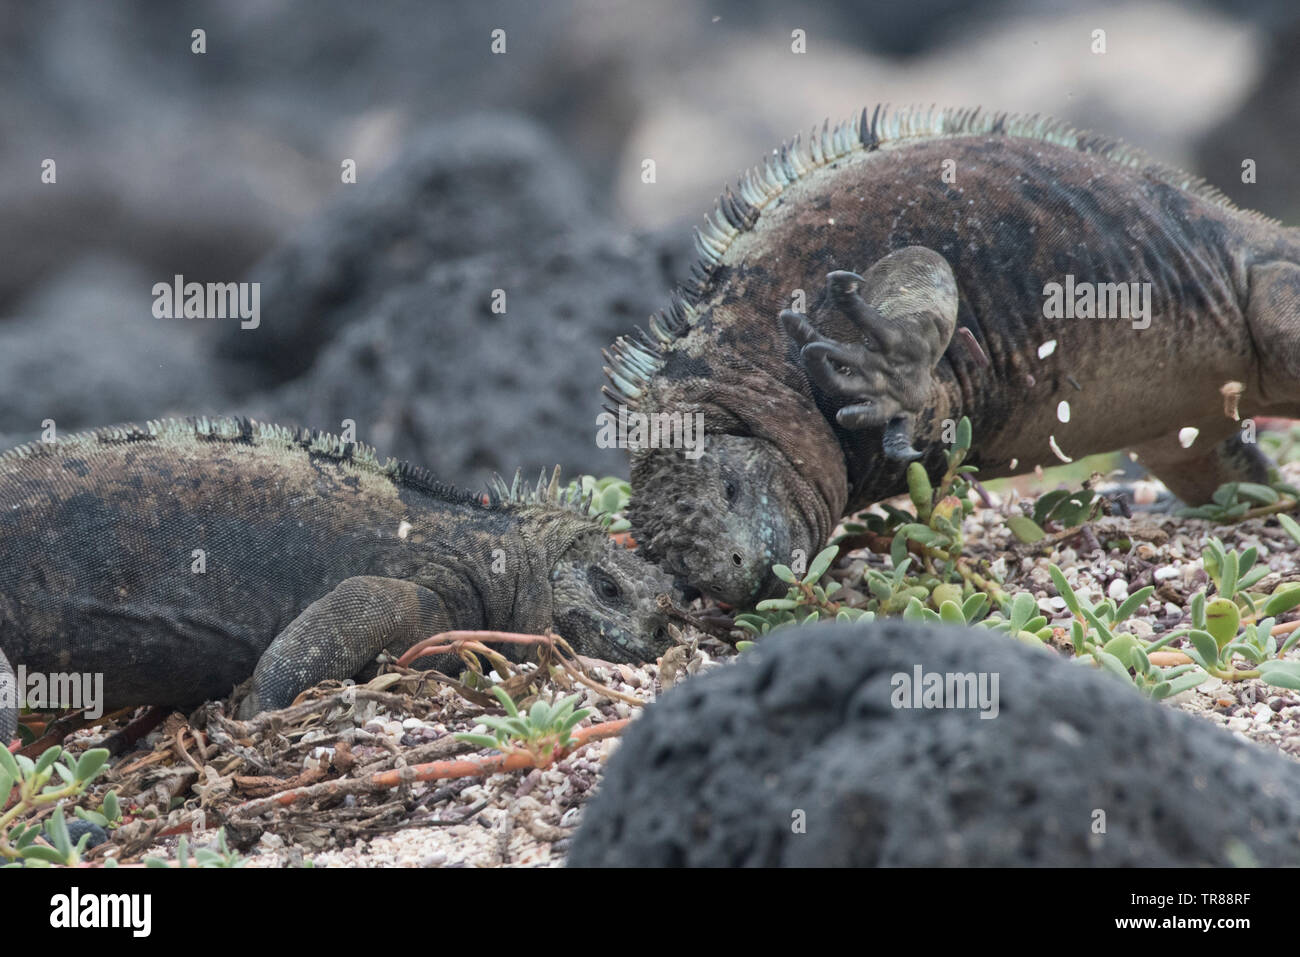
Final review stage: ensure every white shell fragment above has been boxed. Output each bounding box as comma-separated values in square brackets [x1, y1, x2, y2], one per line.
[1048, 435, 1073, 463]
[1057, 401, 1070, 423]
[1037, 340, 1057, 359]
[1178, 427, 1199, 449]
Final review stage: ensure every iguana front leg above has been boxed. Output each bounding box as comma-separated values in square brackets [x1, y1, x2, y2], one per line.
[781, 246, 960, 461]
[783, 309, 924, 459]
[237, 576, 458, 718]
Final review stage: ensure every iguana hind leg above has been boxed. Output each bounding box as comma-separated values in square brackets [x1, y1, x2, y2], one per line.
[237, 576, 456, 718]
[1127, 423, 1273, 506]
[1244, 258, 1300, 411]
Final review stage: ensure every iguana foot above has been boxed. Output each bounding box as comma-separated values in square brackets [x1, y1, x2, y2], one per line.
[836, 406, 922, 461]
[781, 246, 960, 461]
[835, 401, 921, 460]
[881, 414, 923, 462]
[797, 338, 895, 402]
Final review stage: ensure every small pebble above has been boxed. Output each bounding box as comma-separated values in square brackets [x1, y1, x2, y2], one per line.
[1107, 579, 1129, 601]
[1121, 619, 1154, 639]
[560, 807, 583, 828]
[1131, 483, 1161, 506]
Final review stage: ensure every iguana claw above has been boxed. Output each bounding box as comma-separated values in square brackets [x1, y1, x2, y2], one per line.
[881, 414, 924, 461]
[836, 400, 887, 429]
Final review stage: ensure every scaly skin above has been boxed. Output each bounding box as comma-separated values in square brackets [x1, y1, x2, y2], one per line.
[607, 106, 1300, 605]
[0, 417, 675, 739]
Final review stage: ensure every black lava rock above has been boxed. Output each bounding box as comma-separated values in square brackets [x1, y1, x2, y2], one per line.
[64, 818, 109, 850]
[249, 226, 684, 485]
[0, 255, 231, 445]
[570, 619, 1300, 866]
[217, 114, 596, 381]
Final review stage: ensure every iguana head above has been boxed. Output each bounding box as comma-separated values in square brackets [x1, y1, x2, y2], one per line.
[496, 472, 679, 663]
[626, 435, 825, 605]
[605, 346, 849, 603]
[549, 531, 678, 662]
[602, 267, 850, 608]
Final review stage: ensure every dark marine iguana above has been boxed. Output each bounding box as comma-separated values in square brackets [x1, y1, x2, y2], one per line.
[604, 105, 1300, 605]
[0, 417, 675, 742]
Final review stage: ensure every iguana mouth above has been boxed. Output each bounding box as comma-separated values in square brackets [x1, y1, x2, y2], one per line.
[553, 608, 671, 664]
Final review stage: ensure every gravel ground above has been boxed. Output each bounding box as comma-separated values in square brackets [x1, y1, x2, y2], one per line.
[103, 464, 1300, 868]
[235, 652, 723, 869]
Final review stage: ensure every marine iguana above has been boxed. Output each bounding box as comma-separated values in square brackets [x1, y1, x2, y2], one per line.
[0, 417, 675, 741]
[604, 105, 1300, 604]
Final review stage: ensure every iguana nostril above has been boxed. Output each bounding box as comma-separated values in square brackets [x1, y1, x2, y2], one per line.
[731, 552, 743, 567]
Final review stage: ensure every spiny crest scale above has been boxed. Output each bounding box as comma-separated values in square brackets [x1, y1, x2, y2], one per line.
[486, 465, 598, 517]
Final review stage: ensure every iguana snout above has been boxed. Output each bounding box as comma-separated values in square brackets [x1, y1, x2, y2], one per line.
[549, 532, 678, 663]
[627, 435, 819, 605]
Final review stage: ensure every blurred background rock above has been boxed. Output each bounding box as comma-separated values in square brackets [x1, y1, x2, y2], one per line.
[1, 0, 1295, 482]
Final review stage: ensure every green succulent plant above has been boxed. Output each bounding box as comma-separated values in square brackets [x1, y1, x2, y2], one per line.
[145, 828, 246, 868]
[455, 685, 592, 763]
[566, 475, 632, 532]
[1, 744, 120, 866]
[729, 416, 1300, 708]
[734, 545, 873, 640]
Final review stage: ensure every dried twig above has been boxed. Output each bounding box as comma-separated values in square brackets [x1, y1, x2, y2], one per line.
[226, 718, 629, 819]
[400, 629, 651, 708]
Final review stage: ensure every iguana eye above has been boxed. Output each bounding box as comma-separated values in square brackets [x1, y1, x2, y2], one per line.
[591, 569, 622, 602]
[723, 478, 739, 504]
